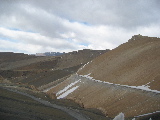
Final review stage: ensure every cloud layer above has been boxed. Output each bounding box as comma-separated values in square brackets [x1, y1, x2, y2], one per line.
[0, 0, 160, 54]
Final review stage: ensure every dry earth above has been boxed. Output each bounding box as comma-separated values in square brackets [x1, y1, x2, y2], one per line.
[47, 35, 160, 119]
[1, 35, 160, 119]
[78, 35, 160, 91]
[0, 50, 110, 120]
[0, 49, 108, 88]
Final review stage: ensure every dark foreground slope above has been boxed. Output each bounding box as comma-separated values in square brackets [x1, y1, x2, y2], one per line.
[0, 87, 76, 120]
[0, 84, 109, 120]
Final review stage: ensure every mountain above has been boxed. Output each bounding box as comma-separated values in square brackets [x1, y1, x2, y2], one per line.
[78, 35, 160, 91]
[0, 49, 110, 120]
[0, 49, 108, 89]
[46, 35, 160, 119]
[35, 52, 65, 56]
[1, 35, 160, 119]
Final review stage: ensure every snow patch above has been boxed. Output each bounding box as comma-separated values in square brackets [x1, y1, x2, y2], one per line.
[134, 111, 160, 117]
[79, 74, 160, 93]
[131, 85, 151, 91]
[113, 112, 124, 120]
[79, 61, 90, 70]
[82, 73, 92, 78]
[43, 86, 56, 92]
[128, 85, 160, 93]
[57, 86, 79, 99]
[56, 79, 80, 96]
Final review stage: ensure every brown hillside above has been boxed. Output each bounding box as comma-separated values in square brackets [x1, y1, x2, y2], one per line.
[55, 49, 109, 70]
[0, 52, 35, 63]
[47, 74, 160, 118]
[0, 49, 108, 71]
[0, 50, 108, 88]
[78, 35, 160, 91]
[47, 35, 160, 119]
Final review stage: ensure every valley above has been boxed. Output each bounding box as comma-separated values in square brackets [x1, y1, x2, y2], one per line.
[0, 35, 160, 120]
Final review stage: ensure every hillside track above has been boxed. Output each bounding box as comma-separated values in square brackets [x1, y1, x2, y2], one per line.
[0, 86, 90, 120]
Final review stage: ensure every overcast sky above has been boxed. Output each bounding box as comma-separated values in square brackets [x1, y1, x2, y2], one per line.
[0, 0, 160, 54]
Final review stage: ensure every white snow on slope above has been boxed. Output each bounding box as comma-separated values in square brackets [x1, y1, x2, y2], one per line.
[82, 61, 90, 68]
[79, 74, 160, 93]
[77, 61, 92, 72]
[113, 112, 124, 120]
[43, 86, 56, 92]
[134, 111, 160, 117]
[56, 79, 80, 96]
[57, 86, 79, 99]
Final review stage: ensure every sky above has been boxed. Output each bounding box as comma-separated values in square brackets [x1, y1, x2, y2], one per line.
[0, 0, 160, 54]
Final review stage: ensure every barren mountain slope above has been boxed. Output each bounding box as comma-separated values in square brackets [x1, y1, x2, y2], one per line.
[0, 52, 35, 63]
[55, 49, 109, 70]
[0, 49, 108, 89]
[78, 35, 160, 91]
[0, 51, 111, 120]
[47, 35, 160, 119]
[47, 74, 160, 118]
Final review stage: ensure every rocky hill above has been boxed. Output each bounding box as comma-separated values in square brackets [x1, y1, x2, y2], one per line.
[78, 35, 160, 91]
[1, 35, 160, 119]
[0, 49, 110, 120]
[0, 52, 35, 63]
[46, 35, 160, 119]
[0, 49, 108, 89]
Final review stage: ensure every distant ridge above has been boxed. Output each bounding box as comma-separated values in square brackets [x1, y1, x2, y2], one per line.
[35, 52, 65, 56]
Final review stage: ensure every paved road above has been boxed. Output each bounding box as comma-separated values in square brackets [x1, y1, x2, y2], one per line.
[1, 86, 89, 120]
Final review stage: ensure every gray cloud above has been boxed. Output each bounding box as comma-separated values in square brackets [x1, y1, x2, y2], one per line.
[0, 0, 160, 53]
[22, 0, 160, 27]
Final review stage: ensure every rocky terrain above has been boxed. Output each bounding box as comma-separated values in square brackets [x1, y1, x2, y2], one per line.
[1, 35, 160, 120]
[78, 35, 160, 91]
[0, 49, 109, 120]
[46, 35, 160, 119]
[0, 49, 108, 88]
